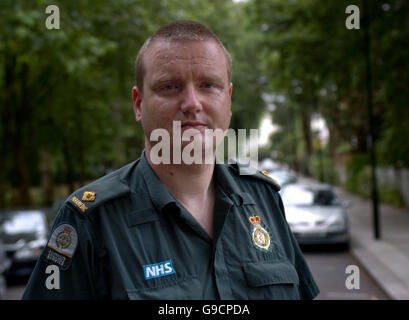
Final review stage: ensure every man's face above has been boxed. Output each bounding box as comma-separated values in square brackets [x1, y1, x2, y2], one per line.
[132, 40, 232, 157]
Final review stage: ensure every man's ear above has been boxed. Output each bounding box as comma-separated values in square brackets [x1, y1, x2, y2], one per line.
[132, 86, 143, 122]
[228, 82, 233, 116]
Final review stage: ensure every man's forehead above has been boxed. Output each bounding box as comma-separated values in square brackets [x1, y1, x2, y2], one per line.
[144, 39, 226, 67]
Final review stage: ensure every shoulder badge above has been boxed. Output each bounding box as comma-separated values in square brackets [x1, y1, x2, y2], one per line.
[67, 172, 130, 215]
[82, 191, 96, 202]
[258, 170, 281, 191]
[249, 215, 272, 252]
[227, 163, 281, 192]
[43, 223, 78, 270]
[260, 170, 271, 179]
[260, 170, 280, 186]
[71, 196, 88, 212]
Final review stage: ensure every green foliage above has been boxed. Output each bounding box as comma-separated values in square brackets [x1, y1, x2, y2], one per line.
[344, 153, 371, 197]
[377, 106, 409, 167]
[0, 0, 268, 207]
[379, 185, 405, 207]
[343, 154, 405, 207]
[310, 154, 339, 185]
[335, 143, 352, 155]
[2, 0, 408, 208]
[258, 146, 274, 161]
[254, 0, 409, 162]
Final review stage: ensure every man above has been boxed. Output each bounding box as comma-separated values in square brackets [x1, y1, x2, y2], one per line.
[23, 21, 319, 299]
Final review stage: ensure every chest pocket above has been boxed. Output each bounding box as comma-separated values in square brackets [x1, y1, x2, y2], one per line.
[125, 208, 159, 226]
[242, 261, 300, 299]
[124, 209, 202, 300]
[126, 276, 202, 300]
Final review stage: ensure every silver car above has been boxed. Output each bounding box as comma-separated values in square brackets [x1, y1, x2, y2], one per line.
[281, 183, 350, 247]
[270, 169, 297, 188]
[0, 239, 11, 299]
[0, 209, 49, 277]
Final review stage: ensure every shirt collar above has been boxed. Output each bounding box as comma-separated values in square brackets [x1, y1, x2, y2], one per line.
[138, 150, 177, 212]
[214, 163, 255, 207]
[139, 150, 253, 210]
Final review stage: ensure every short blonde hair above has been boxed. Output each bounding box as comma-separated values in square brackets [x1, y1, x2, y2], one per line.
[135, 20, 232, 94]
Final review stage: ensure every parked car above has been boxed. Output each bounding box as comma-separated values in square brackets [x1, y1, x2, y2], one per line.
[0, 209, 49, 278]
[259, 158, 282, 172]
[270, 169, 297, 188]
[281, 183, 350, 247]
[0, 239, 11, 299]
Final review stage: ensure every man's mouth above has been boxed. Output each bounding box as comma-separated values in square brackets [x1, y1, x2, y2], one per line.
[181, 122, 207, 131]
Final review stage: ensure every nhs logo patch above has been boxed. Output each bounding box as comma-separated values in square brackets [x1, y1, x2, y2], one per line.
[143, 260, 175, 280]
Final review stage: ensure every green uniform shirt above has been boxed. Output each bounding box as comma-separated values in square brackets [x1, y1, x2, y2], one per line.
[23, 152, 319, 300]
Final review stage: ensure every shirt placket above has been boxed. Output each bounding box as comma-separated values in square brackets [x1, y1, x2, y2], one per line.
[212, 193, 237, 299]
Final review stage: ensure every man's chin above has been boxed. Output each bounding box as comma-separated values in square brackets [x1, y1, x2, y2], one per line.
[170, 139, 217, 165]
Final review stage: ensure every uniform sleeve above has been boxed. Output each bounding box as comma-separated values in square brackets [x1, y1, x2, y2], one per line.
[277, 193, 320, 300]
[22, 203, 103, 300]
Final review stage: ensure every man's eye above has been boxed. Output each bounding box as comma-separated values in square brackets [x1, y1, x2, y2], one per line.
[201, 83, 214, 89]
[159, 83, 181, 92]
[162, 84, 176, 91]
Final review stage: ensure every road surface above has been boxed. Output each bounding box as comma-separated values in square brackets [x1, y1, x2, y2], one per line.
[302, 244, 389, 300]
[4, 247, 389, 300]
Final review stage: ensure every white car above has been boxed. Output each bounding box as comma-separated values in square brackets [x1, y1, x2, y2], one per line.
[0, 239, 11, 299]
[281, 183, 350, 247]
[270, 169, 297, 188]
[0, 210, 49, 278]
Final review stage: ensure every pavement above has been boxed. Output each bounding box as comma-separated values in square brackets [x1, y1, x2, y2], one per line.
[300, 175, 409, 300]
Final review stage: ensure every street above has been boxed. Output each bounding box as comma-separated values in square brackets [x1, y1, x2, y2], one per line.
[302, 245, 389, 300]
[4, 277, 27, 300]
[4, 246, 389, 300]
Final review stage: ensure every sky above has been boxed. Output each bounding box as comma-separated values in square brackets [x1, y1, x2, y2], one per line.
[259, 114, 277, 146]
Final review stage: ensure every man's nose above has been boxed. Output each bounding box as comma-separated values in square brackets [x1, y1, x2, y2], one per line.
[180, 85, 203, 113]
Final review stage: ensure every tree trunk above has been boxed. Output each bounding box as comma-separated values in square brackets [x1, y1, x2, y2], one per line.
[301, 110, 313, 175]
[40, 149, 54, 206]
[11, 62, 32, 207]
[301, 110, 313, 156]
[328, 120, 337, 159]
[62, 138, 75, 194]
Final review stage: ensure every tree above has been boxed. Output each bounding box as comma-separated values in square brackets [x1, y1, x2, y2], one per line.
[252, 0, 409, 171]
[0, 0, 268, 207]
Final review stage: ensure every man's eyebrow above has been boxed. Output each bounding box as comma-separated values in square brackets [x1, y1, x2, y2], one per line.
[150, 74, 180, 85]
[153, 77, 172, 83]
[198, 74, 227, 85]
[202, 75, 223, 81]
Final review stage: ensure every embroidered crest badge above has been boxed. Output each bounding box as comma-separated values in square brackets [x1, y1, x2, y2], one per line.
[249, 215, 271, 251]
[56, 227, 72, 249]
[43, 223, 78, 270]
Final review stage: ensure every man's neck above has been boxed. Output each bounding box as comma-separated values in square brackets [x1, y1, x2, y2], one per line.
[146, 151, 215, 198]
[145, 147, 216, 237]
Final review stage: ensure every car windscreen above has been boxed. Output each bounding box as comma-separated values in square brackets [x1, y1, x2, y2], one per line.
[0, 211, 47, 235]
[282, 186, 340, 206]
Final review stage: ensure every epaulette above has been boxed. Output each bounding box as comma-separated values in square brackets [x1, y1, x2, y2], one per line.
[228, 162, 281, 192]
[67, 172, 131, 215]
[256, 169, 281, 192]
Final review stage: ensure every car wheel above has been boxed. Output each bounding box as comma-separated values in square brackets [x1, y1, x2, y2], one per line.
[338, 242, 350, 251]
[0, 274, 6, 300]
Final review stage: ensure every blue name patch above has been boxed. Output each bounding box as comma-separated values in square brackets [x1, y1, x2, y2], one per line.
[143, 260, 175, 280]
